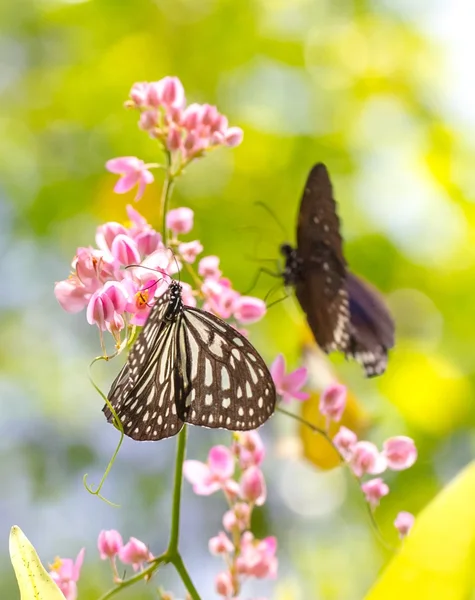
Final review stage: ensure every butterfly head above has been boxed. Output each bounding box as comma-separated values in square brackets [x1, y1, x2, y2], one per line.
[164, 280, 184, 321]
[279, 243, 301, 286]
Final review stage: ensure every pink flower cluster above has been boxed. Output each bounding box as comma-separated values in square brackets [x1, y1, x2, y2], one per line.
[183, 432, 277, 599]
[127, 76, 243, 163]
[54, 205, 266, 350]
[49, 550, 85, 600]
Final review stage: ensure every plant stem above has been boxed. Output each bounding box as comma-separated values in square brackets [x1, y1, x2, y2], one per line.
[161, 151, 174, 246]
[171, 553, 201, 600]
[167, 425, 188, 554]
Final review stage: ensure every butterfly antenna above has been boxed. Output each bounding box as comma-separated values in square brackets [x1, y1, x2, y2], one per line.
[243, 266, 282, 295]
[265, 286, 289, 310]
[254, 201, 289, 239]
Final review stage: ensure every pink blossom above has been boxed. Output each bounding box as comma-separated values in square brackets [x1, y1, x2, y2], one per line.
[95, 222, 128, 253]
[240, 466, 266, 506]
[383, 436, 417, 471]
[202, 278, 240, 320]
[98, 529, 123, 559]
[350, 441, 387, 477]
[54, 276, 90, 313]
[123, 278, 159, 326]
[233, 296, 266, 324]
[223, 502, 251, 532]
[394, 511, 415, 538]
[236, 533, 278, 579]
[102, 281, 129, 313]
[270, 354, 309, 404]
[233, 431, 265, 468]
[183, 445, 235, 495]
[134, 229, 162, 256]
[215, 571, 236, 598]
[86, 288, 115, 330]
[158, 76, 186, 109]
[319, 383, 347, 422]
[209, 531, 234, 555]
[225, 127, 244, 147]
[181, 103, 202, 130]
[118, 537, 153, 571]
[198, 255, 221, 279]
[74, 247, 111, 289]
[333, 426, 358, 460]
[110, 234, 141, 266]
[126, 204, 148, 230]
[138, 109, 158, 132]
[179, 240, 203, 263]
[180, 282, 197, 307]
[167, 126, 182, 152]
[106, 157, 154, 201]
[129, 82, 150, 107]
[49, 549, 85, 600]
[361, 478, 389, 509]
[166, 207, 194, 234]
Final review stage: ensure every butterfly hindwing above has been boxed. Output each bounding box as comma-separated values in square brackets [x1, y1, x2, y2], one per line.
[104, 281, 276, 441]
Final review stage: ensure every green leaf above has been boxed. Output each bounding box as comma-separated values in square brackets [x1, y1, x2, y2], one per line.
[9, 526, 64, 600]
[365, 461, 475, 600]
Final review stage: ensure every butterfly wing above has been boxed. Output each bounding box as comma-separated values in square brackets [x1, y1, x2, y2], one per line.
[179, 308, 276, 431]
[346, 272, 395, 377]
[103, 287, 185, 441]
[295, 163, 350, 353]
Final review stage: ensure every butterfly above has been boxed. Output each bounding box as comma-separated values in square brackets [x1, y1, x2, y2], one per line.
[104, 280, 276, 441]
[280, 163, 394, 377]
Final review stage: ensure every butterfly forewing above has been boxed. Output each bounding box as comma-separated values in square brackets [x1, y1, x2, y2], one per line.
[294, 164, 350, 354]
[104, 281, 276, 441]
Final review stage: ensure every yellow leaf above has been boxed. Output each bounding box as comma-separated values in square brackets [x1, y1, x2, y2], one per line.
[364, 461, 475, 600]
[9, 526, 64, 600]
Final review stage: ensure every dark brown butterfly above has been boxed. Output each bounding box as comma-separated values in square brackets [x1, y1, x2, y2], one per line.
[281, 163, 394, 377]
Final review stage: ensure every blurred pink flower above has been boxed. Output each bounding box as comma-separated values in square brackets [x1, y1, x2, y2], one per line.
[166, 207, 194, 234]
[49, 549, 85, 600]
[319, 383, 347, 422]
[215, 570, 235, 598]
[383, 436, 417, 471]
[110, 234, 141, 266]
[95, 222, 128, 253]
[118, 537, 153, 571]
[233, 431, 265, 469]
[333, 426, 358, 460]
[233, 296, 266, 324]
[236, 533, 278, 579]
[350, 441, 387, 477]
[224, 127, 244, 147]
[183, 445, 235, 495]
[240, 466, 266, 506]
[198, 255, 221, 279]
[106, 157, 154, 201]
[223, 502, 251, 532]
[209, 531, 234, 555]
[394, 511, 415, 538]
[361, 478, 389, 509]
[270, 354, 309, 404]
[179, 240, 203, 263]
[98, 529, 123, 560]
[54, 276, 90, 313]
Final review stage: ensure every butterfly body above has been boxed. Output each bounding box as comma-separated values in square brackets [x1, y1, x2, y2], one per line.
[104, 281, 276, 441]
[281, 163, 394, 377]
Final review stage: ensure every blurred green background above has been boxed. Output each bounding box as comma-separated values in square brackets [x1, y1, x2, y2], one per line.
[1, 0, 475, 598]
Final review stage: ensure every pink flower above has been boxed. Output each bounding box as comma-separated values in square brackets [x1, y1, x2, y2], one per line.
[98, 530, 123, 559]
[111, 234, 141, 266]
[233, 431, 265, 468]
[180, 281, 197, 307]
[383, 436, 417, 471]
[181, 103, 202, 130]
[198, 255, 221, 279]
[215, 571, 236, 598]
[202, 278, 240, 320]
[361, 478, 389, 509]
[74, 247, 111, 289]
[179, 240, 203, 263]
[350, 441, 387, 477]
[209, 531, 234, 555]
[240, 466, 266, 506]
[106, 157, 154, 201]
[95, 222, 128, 253]
[129, 82, 150, 106]
[86, 288, 115, 330]
[394, 511, 415, 538]
[157, 76, 186, 109]
[123, 278, 159, 326]
[236, 533, 278, 579]
[233, 296, 266, 324]
[134, 229, 162, 256]
[270, 354, 309, 404]
[183, 445, 235, 495]
[333, 426, 358, 460]
[118, 537, 153, 571]
[223, 502, 251, 532]
[319, 383, 347, 422]
[49, 549, 85, 600]
[224, 127, 244, 147]
[54, 276, 90, 313]
[166, 207, 194, 234]
[167, 126, 182, 152]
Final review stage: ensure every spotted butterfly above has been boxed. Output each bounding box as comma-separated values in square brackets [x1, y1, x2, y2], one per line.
[104, 280, 276, 440]
[281, 163, 395, 377]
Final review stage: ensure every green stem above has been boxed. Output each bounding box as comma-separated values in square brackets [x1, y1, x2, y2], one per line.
[171, 553, 201, 600]
[161, 151, 174, 246]
[167, 425, 188, 554]
[97, 555, 167, 600]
